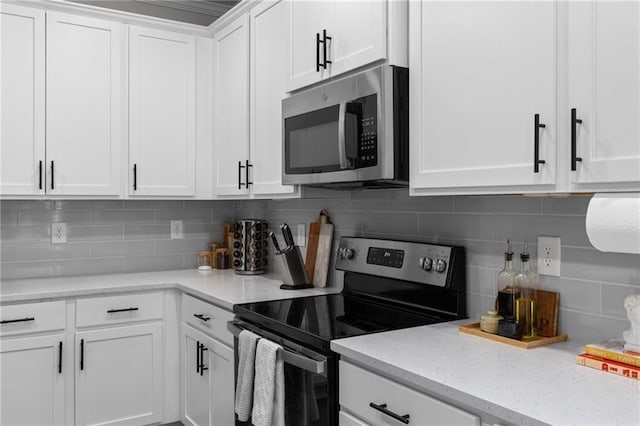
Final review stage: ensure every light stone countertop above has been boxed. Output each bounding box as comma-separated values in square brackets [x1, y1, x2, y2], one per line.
[0, 269, 338, 309]
[331, 320, 640, 426]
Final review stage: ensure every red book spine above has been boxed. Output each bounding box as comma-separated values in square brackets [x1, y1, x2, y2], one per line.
[576, 353, 640, 380]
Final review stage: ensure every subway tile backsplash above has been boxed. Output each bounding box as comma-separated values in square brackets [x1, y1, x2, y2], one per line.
[0, 199, 233, 280]
[1, 191, 639, 343]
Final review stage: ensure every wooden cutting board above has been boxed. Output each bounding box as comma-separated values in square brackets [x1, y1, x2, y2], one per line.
[305, 211, 328, 283]
[536, 289, 560, 337]
[313, 212, 333, 288]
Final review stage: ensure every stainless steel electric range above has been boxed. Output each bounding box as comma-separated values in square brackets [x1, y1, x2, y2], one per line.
[228, 237, 467, 426]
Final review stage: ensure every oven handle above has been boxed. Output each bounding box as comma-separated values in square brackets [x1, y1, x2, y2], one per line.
[337, 102, 349, 169]
[227, 320, 327, 375]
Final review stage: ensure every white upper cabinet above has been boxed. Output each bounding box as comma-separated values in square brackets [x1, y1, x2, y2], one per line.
[129, 26, 196, 196]
[567, 0, 640, 190]
[250, 0, 296, 196]
[410, 1, 557, 195]
[287, 0, 387, 92]
[213, 14, 250, 196]
[46, 12, 124, 196]
[0, 4, 45, 195]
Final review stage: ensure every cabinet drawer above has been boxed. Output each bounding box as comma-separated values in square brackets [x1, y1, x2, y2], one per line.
[182, 294, 233, 346]
[0, 301, 66, 336]
[340, 361, 480, 426]
[76, 292, 163, 327]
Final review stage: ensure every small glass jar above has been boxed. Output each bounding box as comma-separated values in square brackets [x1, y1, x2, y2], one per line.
[216, 248, 230, 270]
[196, 251, 212, 271]
[480, 310, 503, 334]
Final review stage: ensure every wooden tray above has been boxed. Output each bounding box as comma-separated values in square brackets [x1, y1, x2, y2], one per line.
[459, 323, 567, 349]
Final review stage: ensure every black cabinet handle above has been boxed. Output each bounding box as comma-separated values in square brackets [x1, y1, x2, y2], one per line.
[369, 402, 410, 424]
[199, 343, 208, 376]
[534, 114, 546, 173]
[238, 161, 246, 190]
[80, 339, 84, 371]
[322, 29, 332, 69]
[50, 161, 55, 190]
[58, 341, 63, 374]
[196, 341, 201, 374]
[0, 317, 35, 324]
[316, 32, 321, 72]
[39, 161, 43, 190]
[133, 164, 137, 191]
[245, 160, 252, 187]
[107, 307, 139, 314]
[571, 108, 583, 171]
[193, 313, 211, 322]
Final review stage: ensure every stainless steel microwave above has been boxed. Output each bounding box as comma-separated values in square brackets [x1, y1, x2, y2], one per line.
[282, 65, 408, 189]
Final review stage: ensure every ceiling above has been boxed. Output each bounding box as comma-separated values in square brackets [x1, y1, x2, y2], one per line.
[70, 0, 240, 26]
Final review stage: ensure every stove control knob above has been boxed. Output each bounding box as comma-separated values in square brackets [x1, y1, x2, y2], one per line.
[338, 247, 354, 260]
[435, 259, 447, 273]
[345, 248, 354, 259]
[419, 256, 433, 271]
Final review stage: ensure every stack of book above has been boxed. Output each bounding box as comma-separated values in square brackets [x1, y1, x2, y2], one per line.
[576, 339, 640, 380]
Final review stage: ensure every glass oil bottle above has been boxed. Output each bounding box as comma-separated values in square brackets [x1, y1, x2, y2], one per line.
[513, 243, 539, 340]
[496, 240, 522, 339]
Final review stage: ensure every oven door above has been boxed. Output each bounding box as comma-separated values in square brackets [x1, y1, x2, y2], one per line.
[227, 320, 338, 426]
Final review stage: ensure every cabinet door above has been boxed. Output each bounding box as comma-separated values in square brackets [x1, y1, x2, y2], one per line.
[332, 0, 386, 76]
[287, 0, 335, 91]
[76, 323, 162, 426]
[213, 15, 250, 196]
[568, 0, 640, 189]
[0, 334, 66, 425]
[183, 327, 209, 426]
[130, 26, 196, 196]
[250, 0, 296, 197]
[0, 4, 45, 195]
[410, 1, 557, 195]
[182, 325, 234, 426]
[46, 12, 124, 196]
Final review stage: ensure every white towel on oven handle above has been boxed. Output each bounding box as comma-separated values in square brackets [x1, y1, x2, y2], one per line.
[235, 329, 260, 421]
[252, 338, 285, 426]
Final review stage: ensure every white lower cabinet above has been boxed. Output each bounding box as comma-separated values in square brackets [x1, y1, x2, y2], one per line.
[181, 294, 234, 426]
[182, 325, 234, 426]
[75, 323, 163, 426]
[339, 361, 479, 426]
[0, 333, 67, 425]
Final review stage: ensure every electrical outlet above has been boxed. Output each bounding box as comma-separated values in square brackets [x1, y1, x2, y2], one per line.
[537, 236, 561, 276]
[297, 224, 306, 246]
[51, 223, 67, 244]
[170, 220, 183, 239]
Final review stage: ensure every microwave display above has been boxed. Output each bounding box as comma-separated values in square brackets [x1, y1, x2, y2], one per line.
[284, 94, 378, 175]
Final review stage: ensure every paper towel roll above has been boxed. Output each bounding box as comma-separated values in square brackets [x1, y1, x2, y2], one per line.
[586, 193, 640, 254]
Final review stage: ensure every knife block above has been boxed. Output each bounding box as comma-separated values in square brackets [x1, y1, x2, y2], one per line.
[276, 246, 314, 290]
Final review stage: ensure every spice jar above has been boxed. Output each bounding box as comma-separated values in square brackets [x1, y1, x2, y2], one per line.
[208, 242, 221, 268]
[480, 310, 503, 334]
[215, 248, 230, 270]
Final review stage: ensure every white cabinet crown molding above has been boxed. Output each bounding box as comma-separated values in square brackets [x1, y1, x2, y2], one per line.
[3, 0, 212, 36]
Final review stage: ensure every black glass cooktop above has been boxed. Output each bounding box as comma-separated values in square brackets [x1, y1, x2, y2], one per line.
[233, 293, 446, 353]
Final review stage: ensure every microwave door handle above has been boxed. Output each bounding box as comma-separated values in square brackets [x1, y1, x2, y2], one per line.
[338, 102, 349, 169]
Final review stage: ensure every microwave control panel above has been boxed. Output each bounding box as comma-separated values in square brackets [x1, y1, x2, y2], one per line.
[359, 115, 377, 167]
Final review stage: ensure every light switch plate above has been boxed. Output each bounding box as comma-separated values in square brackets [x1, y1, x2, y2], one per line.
[170, 220, 183, 239]
[537, 236, 561, 276]
[297, 224, 306, 246]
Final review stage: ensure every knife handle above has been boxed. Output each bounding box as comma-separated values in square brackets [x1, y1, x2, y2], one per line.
[281, 223, 295, 248]
[269, 231, 281, 253]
